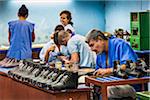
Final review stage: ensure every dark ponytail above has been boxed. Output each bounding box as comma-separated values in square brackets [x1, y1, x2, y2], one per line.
[68, 21, 73, 26]
[18, 4, 28, 17]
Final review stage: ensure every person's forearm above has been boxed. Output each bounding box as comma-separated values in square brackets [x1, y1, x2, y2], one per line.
[70, 53, 79, 64]
[44, 50, 50, 62]
[45, 49, 51, 56]
[70, 58, 79, 64]
[8, 30, 11, 43]
[106, 68, 113, 74]
[32, 30, 35, 42]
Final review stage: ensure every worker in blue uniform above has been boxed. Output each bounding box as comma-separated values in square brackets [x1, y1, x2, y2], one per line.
[7, 4, 35, 60]
[86, 29, 137, 75]
[86, 29, 137, 100]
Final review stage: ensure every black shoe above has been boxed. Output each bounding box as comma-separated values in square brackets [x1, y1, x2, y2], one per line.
[127, 70, 143, 78]
[49, 72, 65, 85]
[8, 71, 15, 78]
[50, 71, 78, 90]
[113, 61, 128, 79]
[114, 70, 128, 79]
[45, 70, 67, 89]
[29, 68, 45, 84]
[35, 69, 60, 88]
[125, 60, 146, 78]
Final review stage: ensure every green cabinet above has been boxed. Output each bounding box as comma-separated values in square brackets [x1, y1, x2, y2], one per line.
[130, 11, 150, 50]
[130, 37, 149, 50]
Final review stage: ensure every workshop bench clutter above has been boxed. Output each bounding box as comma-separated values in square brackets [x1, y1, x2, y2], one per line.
[85, 59, 150, 100]
[8, 59, 79, 91]
[0, 59, 92, 100]
[0, 58, 150, 100]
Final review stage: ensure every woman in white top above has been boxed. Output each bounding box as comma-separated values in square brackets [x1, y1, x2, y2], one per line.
[49, 10, 75, 40]
[59, 10, 75, 35]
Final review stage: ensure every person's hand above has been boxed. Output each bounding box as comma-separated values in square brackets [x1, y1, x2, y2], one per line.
[50, 32, 55, 39]
[93, 68, 113, 76]
[57, 56, 68, 61]
[64, 59, 72, 64]
[57, 56, 72, 64]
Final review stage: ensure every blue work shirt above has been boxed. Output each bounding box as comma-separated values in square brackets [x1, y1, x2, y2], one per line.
[96, 37, 138, 70]
[7, 20, 34, 60]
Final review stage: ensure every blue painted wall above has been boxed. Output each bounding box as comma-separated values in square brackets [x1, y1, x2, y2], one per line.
[105, 0, 150, 33]
[0, 0, 149, 46]
[0, 1, 105, 45]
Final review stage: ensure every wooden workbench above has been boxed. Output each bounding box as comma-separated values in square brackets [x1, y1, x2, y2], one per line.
[0, 74, 92, 100]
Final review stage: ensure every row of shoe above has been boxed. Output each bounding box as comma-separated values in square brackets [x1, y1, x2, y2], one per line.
[0, 57, 19, 67]
[8, 60, 78, 91]
[113, 59, 150, 79]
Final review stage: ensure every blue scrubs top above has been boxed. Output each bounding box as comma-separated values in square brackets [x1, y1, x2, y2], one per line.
[96, 37, 138, 70]
[7, 20, 34, 60]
